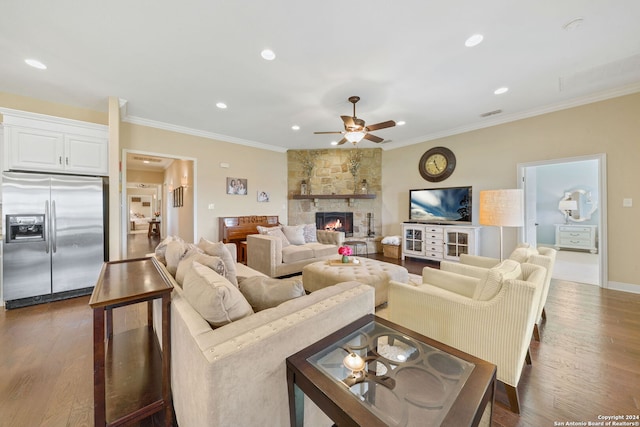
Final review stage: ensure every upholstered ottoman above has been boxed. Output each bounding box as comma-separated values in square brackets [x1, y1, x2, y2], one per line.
[302, 258, 409, 306]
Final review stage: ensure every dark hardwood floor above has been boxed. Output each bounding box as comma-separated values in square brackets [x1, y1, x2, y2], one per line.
[1, 251, 638, 426]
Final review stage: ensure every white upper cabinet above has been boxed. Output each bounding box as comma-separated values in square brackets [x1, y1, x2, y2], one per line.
[2, 109, 108, 176]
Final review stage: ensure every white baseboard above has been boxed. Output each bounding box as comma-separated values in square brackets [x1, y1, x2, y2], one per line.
[607, 281, 640, 294]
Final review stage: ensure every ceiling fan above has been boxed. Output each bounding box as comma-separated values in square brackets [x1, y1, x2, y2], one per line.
[314, 96, 396, 145]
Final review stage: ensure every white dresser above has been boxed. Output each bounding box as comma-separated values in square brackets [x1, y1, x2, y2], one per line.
[554, 224, 598, 253]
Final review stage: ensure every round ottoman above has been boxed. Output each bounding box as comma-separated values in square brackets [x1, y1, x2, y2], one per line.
[302, 258, 409, 307]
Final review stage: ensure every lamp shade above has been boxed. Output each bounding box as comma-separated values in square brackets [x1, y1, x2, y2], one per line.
[558, 200, 578, 211]
[479, 189, 524, 227]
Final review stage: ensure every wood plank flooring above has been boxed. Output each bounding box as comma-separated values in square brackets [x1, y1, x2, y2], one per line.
[0, 252, 638, 426]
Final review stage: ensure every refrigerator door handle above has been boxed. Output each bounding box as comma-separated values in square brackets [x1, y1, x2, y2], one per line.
[45, 200, 50, 254]
[52, 200, 57, 253]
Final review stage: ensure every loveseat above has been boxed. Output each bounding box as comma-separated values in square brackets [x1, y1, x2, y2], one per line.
[247, 224, 345, 277]
[151, 237, 375, 427]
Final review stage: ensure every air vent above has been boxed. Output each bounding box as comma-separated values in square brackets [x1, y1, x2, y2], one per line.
[480, 109, 503, 118]
[133, 156, 162, 163]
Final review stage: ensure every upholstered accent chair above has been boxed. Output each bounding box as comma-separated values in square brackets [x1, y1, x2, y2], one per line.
[444, 245, 557, 341]
[387, 261, 546, 414]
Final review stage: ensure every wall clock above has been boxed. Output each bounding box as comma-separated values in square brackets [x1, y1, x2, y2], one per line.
[418, 146, 456, 182]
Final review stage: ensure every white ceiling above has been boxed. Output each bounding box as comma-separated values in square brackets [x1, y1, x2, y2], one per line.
[2, 1, 640, 152]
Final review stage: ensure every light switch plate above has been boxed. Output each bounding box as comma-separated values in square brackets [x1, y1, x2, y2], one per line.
[623, 198, 633, 207]
[208, 203, 215, 210]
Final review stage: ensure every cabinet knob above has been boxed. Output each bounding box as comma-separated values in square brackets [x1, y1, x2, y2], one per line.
[59, 156, 62, 165]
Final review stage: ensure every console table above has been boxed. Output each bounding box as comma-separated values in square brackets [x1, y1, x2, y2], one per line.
[554, 224, 598, 253]
[401, 223, 481, 262]
[89, 257, 174, 426]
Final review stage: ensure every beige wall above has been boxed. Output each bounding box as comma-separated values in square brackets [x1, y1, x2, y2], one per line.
[382, 92, 640, 289]
[120, 123, 287, 242]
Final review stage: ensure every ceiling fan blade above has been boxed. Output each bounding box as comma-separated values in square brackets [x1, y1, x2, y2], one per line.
[363, 133, 384, 143]
[366, 120, 396, 131]
[341, 115, 355, 128]
[314, 131, 344, 134]
[337, 137, 348, 145]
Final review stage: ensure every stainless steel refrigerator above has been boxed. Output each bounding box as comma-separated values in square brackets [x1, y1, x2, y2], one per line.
[2, 172, 107, 309]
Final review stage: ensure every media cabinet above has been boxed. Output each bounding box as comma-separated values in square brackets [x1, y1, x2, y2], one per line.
[402, 222, 481, 262]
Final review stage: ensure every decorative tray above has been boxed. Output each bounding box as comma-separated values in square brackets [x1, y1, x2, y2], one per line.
[327, 259, 362, 266]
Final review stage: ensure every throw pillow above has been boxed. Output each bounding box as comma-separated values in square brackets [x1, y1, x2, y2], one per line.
[238, 276, 305, 312]
[509, 247, 539, 263]
[182, 262, 253, 328]
[197, 238, 238, 286]
[281, 225, 306, 245]
[164, 240, 194, 276]
[473, 259, 522, 301]
[302, 223, 317, 243]
[257, 225, 281, 234]
[175, 252, 226, 286]
[154, 235, 185, 264]
[266, 227, 291, 248]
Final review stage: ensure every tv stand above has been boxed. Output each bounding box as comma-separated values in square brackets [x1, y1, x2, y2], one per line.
[401, 222, 481, 262]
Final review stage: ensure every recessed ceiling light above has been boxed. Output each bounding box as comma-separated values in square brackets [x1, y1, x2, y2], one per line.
[25, 58, 47, 70]
[330, 141, 339, 146]
[291, 125, 300, 131]
[494, 87, 509, 95]
[261, 49, 276, 61]
[396, 120, 406, 126]
[465, 34, 484, 47]
[216, 102, 227, 109]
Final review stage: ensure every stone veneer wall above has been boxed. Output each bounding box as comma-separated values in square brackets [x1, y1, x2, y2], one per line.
[287, 148, 383, 252]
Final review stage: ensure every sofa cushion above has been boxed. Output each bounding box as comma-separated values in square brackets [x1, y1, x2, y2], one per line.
[308, 242, 338, 258]
[155, 235, 185, 265]
[176, 252, 226, 286]
[302, 223, 317, 243]
[165, 241, 201, 276]
[198, 238, 239, 287]
[281, 245, 314, 263]
[238, 276, 305, 311]
[182, 262, 254, 328]
[509, 246, 539, 263]
[266, 227, 291, 248]
[473, 259, 522, 301]
[257, 225, 280, 234]
[281, 225, 306, 245]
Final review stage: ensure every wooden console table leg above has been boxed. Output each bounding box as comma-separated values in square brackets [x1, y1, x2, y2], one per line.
[93, 307, 106, 426]
[162, 294, 172, 425]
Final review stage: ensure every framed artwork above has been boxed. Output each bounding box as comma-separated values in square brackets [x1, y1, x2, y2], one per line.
[227, 177, 248, 195]
[257, 191, 270, 202]
[173, 186, 183, 207]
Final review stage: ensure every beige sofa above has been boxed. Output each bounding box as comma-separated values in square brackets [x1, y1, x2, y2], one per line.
[247, 229, 345, 277]
[152, 241, 375, 427]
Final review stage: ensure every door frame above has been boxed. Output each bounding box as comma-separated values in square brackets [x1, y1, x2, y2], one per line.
[120, 149, 198, 257]
[517, 153, 607, 288]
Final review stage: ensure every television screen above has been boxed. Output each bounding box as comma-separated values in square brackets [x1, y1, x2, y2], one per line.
[409, 186, 472, 224]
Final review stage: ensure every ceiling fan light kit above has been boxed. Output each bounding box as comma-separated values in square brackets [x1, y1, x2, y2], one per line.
[314, 96, 396, 145]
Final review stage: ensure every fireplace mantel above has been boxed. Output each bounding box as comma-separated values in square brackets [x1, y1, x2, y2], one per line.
[291, 194, 375, 206]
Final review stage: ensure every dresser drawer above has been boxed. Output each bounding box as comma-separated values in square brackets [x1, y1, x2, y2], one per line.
[558, 236, 591, 246]
[559, 230, 591, 240]
[558, 226, 593, 233]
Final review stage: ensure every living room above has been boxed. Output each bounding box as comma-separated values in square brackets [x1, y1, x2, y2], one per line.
[2, 2, 640, 426]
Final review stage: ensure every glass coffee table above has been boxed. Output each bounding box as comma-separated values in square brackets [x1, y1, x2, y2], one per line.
[286, 314, 496, 427]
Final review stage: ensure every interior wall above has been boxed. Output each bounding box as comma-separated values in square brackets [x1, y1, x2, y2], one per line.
[382, 92, 640, 290]
[120, 122, 287, 242]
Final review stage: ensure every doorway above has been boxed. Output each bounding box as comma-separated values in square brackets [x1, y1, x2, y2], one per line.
[121, 150, 197, 258]
[517, 154, 607, 288]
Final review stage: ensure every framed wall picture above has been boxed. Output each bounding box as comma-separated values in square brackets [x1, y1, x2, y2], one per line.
[227, 177, 248, 195]
[257, 191, 270, 202]
[173, 186, 184, 207]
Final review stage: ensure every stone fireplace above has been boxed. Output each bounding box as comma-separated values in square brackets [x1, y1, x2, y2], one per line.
[316, 212, 354, 237]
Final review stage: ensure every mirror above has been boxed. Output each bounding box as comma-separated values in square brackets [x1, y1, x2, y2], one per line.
[558, 188, 597, 222]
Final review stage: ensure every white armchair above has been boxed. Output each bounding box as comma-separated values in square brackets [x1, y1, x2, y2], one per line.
[388, 261, 546, 414]
[446, 245, 557, 341]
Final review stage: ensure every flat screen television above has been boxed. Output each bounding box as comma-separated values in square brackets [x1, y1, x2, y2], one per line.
[409, 186, 472, 224]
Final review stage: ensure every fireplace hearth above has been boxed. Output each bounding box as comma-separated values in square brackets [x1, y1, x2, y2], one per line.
[316, 212, 353, 237]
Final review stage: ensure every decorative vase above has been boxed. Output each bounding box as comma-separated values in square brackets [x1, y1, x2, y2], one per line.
[341, 255, 349, 263]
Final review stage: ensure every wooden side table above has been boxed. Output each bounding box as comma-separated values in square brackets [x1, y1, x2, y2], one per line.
[148, 219, 161, 238]
[89, 257, 174, 426]
[238, 241, 248, 264]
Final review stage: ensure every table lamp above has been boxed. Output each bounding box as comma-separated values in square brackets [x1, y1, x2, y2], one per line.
[558, 199, 578, 224]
